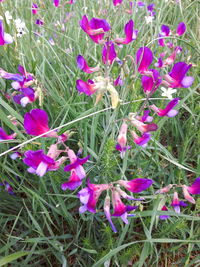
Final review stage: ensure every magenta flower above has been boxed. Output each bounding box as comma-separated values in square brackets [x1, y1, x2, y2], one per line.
[141, 69, 162, 95]
[111, 189, 137, 224]
[187, 177, 200, 195]
[13, 87, 37, 107]
[114, 75, 123, 86]
[24, 109, 58, 137]
[0, 20, 13, 45]
[32, 3, 38, 14]
[23, 146, 66, 177]
[0, 127, 16, 141]
[159, 205, 170, 220]
[113, 0, 123, 6]
[171, 192, 187, 213]
[35, 19, 44, 26]
[136, 47, 153, 74]
[164, 62, 194, 88]
[136, 110, 153, 123]
[64, 149, 90, 179]
[61, 170, 82, 190]
[114, 20, 137, 45]
[176, 22, 186, 36]
[0, 181, 14, 195]
[130, 131, 151, 147]
[76, 79, 96, 96]
[130, 117, 158, 133]
[150, 98, 180, 117]
[117, 178, 153, 193]
[76, 55, 99, 73]
[104, 195, 117, 233]
[115, 122, 131, 158]
[79, 15, 110, 44]
[78, 180, 110, 213]
[53, 0, 60, 7]
[102, 41, 117, 65]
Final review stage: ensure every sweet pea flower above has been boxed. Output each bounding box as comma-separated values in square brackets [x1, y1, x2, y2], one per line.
[155, 184, 173, 194]
[104, 195, 117, 233]
[114, 75, 123, 86]
[159, 205, 170, 220]
[76, 79, 96, 96]
[23, 145, 66, 177]
[150, 98, 180, 117]
[141, 69, 162, 95]
[187, 177, 200, 194]
[0, 127, 16, 141]
[114, 20, 138, 45]
[76, 55, 100, 73]
[129, 116, 158, 133]
[78, 180, 110, 213]
[32, 3, 38, 14]
[61, 169, 82, 190]
[164, 62, 194, 88]
[53, 0, 60, 7]
[117, 178, 153, 193]
[113, 0, 123, 6]
[64, 149, 90, 179]
[171, 192, 187, 213]
[35, 19, 44, 26]
[115, 122, 131, 158]
[79, 15, 110, 44]
[111, 189, 137, 224]
[130, 131, 151, 147]
[13, 87, 37, 107]
[176, 22, 186, 36]
[136, 47, 153, 74]
[24, 109, 58, 137]
[102, 41, 117, 65]
[135, 110, 153, 123]
[0, 20, 13, 45]
[0, 181, 14, 195]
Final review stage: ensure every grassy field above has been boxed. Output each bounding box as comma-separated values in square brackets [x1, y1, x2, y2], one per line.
[0, 0, 200, 266]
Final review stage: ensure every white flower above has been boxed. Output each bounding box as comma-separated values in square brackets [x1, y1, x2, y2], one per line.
[14, 18, 26, 37]
[161, 87, 177, 99]
[145, 16, 154, 24]
[0, 11, 12, 24]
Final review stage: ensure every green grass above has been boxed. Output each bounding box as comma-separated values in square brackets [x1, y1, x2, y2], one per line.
[0, 0, 200, 266]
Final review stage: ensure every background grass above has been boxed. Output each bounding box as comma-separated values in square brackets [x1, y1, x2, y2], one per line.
[0, 0, 200, 266]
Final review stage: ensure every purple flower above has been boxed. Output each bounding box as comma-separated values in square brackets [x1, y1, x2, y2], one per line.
[35, 19, 44, 26]
[136, 47, 153, 74]
[117, 178, 153, 193]
[150, 98, 180, 117]
[23, 146, 66, 177]
[76, 79, 96, 96]
[24, 109, 58, 137]
[113, 0, 123, 6]
[61, 169, 82, 190]
[64, 149, 90, 180]
[0, 127, 16, 141]
[13, 87, 37, 107]
[78, 180, 110, 213]
[102, 41, 117, 65]
[171, 192, 187, 213]
[137, 1, 145, 7]
[164, 62, 194, 88]
[159, 205, 170, 220]
[0, 20, 13, 46]
[136, 110, 153, 123]
[76, 55, 99, 73]
[141, 69, 162, 95]
[187, 177, 200, 195]
[114, 75, 123, 86]
[130, 131, 151, 147]
[32, 3, 38, 14]
[114, 20, 137, 45]
[79, 15, 110, 44]
[111, 189, 137, 224]
[176, 22, 186, 36]
[0, 181, 14, 195]
[104, 195, 117, 233]
[53, 0, 60, 7]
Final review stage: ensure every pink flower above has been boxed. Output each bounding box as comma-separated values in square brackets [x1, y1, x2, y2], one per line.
[53, 0, 60, 7]
[159, 205, 170, 220]
[171, 192, 187, 213]
[176, 22, 186, 36]
[32, 3, 38, 14]
[130, 117, 158, 133]
[113, 0, 123, 6]
[76, 79, 96, 96]
[104, 195, 117, 233]
[76, 55, 99, 73]
[0, 127, 16, 141]
[136, 47, 153, 74]
[115, 122, 131, 158]
[114, 20, 137, 45]
[102, 41, 117, 65]
[79, 15, 110, 44]
[24, 109, 58, 137]
[61, 169, 82, 190]
[130, 131, 151, 147]
[150, 98, 180, 117]
[117, 178, 153, 193]
[0, 20, 13, 46]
